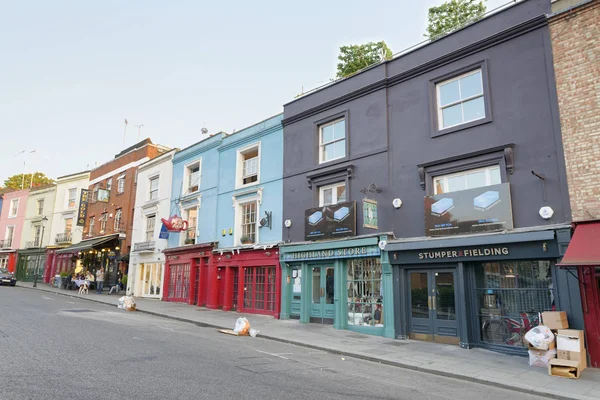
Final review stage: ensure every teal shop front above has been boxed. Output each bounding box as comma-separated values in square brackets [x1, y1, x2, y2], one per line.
[279, 235, 395, 338]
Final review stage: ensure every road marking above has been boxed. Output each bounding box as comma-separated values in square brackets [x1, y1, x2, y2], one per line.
[43, 296, 54, 300]
[255, 350, 290, 360]
[156, 325, 175, 331]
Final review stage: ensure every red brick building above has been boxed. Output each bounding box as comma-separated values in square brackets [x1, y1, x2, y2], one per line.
[57, 139, 169, 288]
[550, 0, 600, 368]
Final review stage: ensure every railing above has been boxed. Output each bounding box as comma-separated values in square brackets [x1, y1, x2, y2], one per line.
[0, 239, 12, 249]
[134, 241, 155, 252]
[25, 240, 41, 248]
[55, 232, 72, 244]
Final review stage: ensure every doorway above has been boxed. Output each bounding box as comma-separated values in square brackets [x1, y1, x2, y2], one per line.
[408, 269, 459, 344]
[290, 267, 301, 319]
[310, 266, 335, 324]
[140, 263, 162, 298]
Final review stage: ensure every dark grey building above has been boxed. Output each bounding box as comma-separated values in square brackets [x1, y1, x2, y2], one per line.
[279, 0, 583, 354]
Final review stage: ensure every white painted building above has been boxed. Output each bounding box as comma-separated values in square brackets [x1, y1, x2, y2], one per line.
[129, 149, 177, 298]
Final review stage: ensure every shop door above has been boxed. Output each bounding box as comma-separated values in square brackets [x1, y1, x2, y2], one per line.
[310, 266, 335, 324]
[141, 263, 162, 298]
[409, 269, 459, 344]
[290, 267, 302, 318]
[580, 267, 600, 368]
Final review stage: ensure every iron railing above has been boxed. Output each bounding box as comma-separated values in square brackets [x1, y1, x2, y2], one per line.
[134, 241, 155, 252]
[55, 232, 72, 244]
[0, 239, 12, 249]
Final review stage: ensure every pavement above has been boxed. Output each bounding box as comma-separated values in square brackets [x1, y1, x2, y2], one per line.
[17, 281, 600, 400]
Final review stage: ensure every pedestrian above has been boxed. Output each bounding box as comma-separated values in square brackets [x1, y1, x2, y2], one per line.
[96, 267, 105, 294]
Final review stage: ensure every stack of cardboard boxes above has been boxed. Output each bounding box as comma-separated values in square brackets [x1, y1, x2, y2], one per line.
[528, 311, 588, 379]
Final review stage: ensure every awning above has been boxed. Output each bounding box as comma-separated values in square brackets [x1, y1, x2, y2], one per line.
[116, 253, 129, 262]
[557, 221, 600, 267]
[56, 234, 119, 254]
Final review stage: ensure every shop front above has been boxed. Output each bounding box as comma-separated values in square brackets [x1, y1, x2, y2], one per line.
[557, 220, 600, 368]
[162, 243, 214, 304]
[130, 246, 165, 299]
[279, 234, 394, 338]
[0, 251, 17, 274]
[387, 226, 571, 354]
[15, 248, 46, 283]
[212, 247, 281, 318]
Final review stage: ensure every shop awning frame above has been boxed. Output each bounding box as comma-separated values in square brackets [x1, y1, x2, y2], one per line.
[55, 234, 119, 254]
[557, 220, 600, 267]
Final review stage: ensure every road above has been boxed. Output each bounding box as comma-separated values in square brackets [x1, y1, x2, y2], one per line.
[0, 287, 546, 400]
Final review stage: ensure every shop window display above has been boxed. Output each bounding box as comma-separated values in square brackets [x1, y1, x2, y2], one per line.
[347, 258, 383, 327]
[475, 260, 554, 348]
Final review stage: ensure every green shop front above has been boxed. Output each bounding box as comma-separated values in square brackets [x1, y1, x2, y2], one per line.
[279, 234, 395, 338]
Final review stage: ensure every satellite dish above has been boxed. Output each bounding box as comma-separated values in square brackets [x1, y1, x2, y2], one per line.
[201, 127, 208, 135]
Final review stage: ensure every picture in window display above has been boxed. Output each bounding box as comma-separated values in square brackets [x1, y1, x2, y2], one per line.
[476, 260, 554, 347]
[347, 258, 383, 327]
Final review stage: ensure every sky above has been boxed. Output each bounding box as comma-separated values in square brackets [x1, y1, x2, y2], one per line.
[0, 0, 509, 184]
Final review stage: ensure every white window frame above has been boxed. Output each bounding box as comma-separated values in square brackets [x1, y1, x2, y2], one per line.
[184, 159, 202, 195]
[319, 182, 347, 206]
[149, 176, 159, 201]
[235, 142, 261, 189]
[67, 188, 77, 209]
[117, 172, 126, 194]
[436, 69, 485, 130]
[146, 214, 156, 242]
[5, 226, 15, 244]
[100, 212, 108, 234]
[64, 218, 73, 234]
[9, 199, 19, 218]
[319, 118, 346, 164]
[92, 183, 99, 202]
[433, 165, 501, 195]
[89, 217, 95, 236]
[234, 198, 259, 246]
[33, 225, 42, 246]
[182, 206, 198, 245]
[114, 209, 122, 232]
[37, 199, 44, 216]
[106, 178, 112, 192]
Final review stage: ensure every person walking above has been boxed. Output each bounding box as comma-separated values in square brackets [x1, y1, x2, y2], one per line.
[96, 267, 105, 294]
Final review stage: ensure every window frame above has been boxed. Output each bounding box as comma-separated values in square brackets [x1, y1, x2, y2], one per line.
[114, 209, 122, 232]
[9, 199, 19, 218]
[89, 216, 95, 235]
[314, 111, 349, 166]
[117, 173, 126, 194]
[182, 206, 198, 245]
[318, 118, 347, 164]
[100, 212, 108, 234]
[106, 178, 112, 192]
[67, 188, 77, 209]
[318, 182, 347, 207]
[64, 218, 73, 234]
[429, 61, 492, 138]
[37, 199, 44, 216]
[235, 142, 261, 189]
[5, 226, 15, 245]
[433, 165, 502, 195]
[184, 159, 202, 194]
[149, 176, 159, 201]
[146, 214, 156, 242]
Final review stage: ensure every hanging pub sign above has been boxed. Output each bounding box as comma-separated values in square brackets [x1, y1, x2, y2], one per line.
[424, 183, 514, 237]
[76, 189, 89, 226]
[97, 188, 110, 202]
[161, 215, 188, 232]
[363, 199, 378, 229]
[304, 201, 356, 241]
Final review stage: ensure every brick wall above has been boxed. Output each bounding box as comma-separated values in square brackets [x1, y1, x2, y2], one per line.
[550, 0, 600, 221]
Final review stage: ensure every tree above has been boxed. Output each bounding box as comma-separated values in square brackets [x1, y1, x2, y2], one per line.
[425, 0, 487, 41]
[3, 172, 55, 190]
[335, 41, 393, 79]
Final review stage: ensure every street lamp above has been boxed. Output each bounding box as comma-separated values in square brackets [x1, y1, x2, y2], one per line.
[33, 216, 48, 288]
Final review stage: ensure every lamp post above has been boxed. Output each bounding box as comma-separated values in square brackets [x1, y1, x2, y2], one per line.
[33, 216, 48, 288]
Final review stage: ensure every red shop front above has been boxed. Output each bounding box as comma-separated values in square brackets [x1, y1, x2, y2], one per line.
[212, 247, 281, 318]
[558, 220, 600, 368]
[163, 243, 215, 305]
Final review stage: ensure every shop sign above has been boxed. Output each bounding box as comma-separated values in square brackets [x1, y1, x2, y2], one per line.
[282, 245, 380, 262]
[159, 223, 170, 239]
[304, 201, 356, 241]
[425, 183, 514, 237]
[161, 215, 188, 232]
[97, 188, 110, 202]
[363, 199, 378, 229]
[76, 189, 89, 226]
[108, 251, 116, 260]
[418, 247, 509, 260]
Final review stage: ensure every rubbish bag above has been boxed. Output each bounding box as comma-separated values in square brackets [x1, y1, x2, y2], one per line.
[233, 317, 250, 335]
[123, 296, 137, 311]
[524, 325, 555, 350]
[117, 296, 126, 309]
[249, 328, 259, 337]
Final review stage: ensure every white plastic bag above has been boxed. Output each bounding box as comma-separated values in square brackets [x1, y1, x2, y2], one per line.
[528, 349, 557, 367]
[117, 296, 126, 309]
[249, 328, 259, 337]
[123, 296, 137, 311]
[233, 317, 250, 335]
[524, 325, 555, 350]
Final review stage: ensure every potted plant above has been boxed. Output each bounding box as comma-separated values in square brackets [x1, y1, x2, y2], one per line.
[185, 238, 195, 245]
[240, 235, 254, 245]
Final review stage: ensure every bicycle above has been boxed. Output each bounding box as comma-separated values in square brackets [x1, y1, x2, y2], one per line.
[481, 309, 539, 346]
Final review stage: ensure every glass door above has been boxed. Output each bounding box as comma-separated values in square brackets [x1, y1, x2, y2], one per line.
[141, 263, 163, 298]
[310, 266, 335, 324]
[408, 269, 458, 344]
[290, 267, 301, 318]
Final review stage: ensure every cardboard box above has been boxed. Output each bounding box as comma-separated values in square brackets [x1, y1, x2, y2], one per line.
[558, 349, 583, 362]
[548, 357, 586, 379]
[542, 311, 569, 330]
[557, 329, 585, 352]
[528, 340, 556, 351]
[529, 348, 557, 367]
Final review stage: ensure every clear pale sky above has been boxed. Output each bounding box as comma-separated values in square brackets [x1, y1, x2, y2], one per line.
[0, 0, 509, 184]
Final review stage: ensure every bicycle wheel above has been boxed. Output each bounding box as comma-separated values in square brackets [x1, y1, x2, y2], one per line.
[482, 319, 511, 344]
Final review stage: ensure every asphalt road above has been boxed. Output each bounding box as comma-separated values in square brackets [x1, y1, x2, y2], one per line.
[0, 287, 546, 400]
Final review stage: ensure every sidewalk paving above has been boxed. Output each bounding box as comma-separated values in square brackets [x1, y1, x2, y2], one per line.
[16, 281, 600, 400]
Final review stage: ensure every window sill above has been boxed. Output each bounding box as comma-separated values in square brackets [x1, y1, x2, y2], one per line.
[235, 181, 260, 190]
[432, 116, 492, 138]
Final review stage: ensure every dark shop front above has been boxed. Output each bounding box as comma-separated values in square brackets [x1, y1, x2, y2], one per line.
[387, 227, 571, 355]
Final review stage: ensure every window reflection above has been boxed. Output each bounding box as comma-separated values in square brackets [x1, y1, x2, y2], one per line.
[347, 258, 383, 327]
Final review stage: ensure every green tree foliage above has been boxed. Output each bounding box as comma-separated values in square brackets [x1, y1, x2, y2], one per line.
[425, 0, 487, 41]
[335, 41, 393, 79]
[3, 172, 55, 190]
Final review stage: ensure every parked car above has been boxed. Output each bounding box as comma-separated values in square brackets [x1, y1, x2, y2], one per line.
[0, 268, 16, 286]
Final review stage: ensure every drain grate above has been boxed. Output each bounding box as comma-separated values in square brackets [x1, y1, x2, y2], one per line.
[63, 309, 95, 313]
